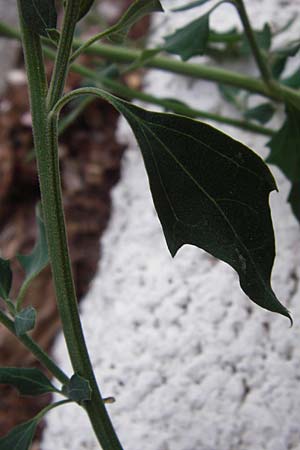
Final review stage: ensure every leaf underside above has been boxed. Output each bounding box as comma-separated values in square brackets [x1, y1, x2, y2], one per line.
[101, 94, 289, 320]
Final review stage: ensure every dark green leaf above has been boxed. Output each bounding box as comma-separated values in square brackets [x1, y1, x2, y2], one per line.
[288, 181, 300, 223]
[78, 0, 95, 21]
[209, 27, 240, 44]
[240, 23, 271, 55]
[15, 306, 36, 336]
[244, 103, 275, 125]
[267, 107, 300, 182]
[164, 14, 210, 61]
[172, 0, 212, 12]
[0, 258, 12, 300]
[0, 417, 38, 450]
[271, 41, 300, 79]
[46, 28, 60, 45]
[62, 374, 92, 402]
[282, 67, 300, 89]
[100, 93, 290, 320]
[19, 0, 57, 37]
[0, 367, 56, 396]
[109, 0, 164, 43]
[17, 213, 49, 288]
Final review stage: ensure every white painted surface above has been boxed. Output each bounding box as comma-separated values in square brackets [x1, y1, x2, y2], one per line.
[43, 1, 300, 449]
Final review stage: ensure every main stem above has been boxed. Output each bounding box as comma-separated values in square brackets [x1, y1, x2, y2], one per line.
[17, 3, 123, 450]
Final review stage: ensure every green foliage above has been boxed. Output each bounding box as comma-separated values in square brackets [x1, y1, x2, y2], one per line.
[77, 0, 95, 21]
[288, 182, 300, 222]
[0, 367, 57, 396]
[267, 107, 300, 182]
[14, 306, 37, 336]
[19, 0, 57, 37]
[0, 258, 12, 300]
[62, 373, 92, 402]
[164, 14, 210, 60]
[17, 213, 49, 294]
[0, 416, 39, 450]
[109, 0, 164, 43]
[97, 92, 290, 319]
[240, 23, 272, 55]
[244, 103, 275, 124]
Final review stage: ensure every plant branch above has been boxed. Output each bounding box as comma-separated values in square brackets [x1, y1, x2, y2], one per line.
[233, 0, 274, 88]
[17, 3, 123, 449]
[70, 25, 118, 63]
[0, 309, 69, 384]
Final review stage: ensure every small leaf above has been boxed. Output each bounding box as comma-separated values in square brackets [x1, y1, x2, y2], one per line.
[282, 67, 300, 89]
[46, 28, 60, 45]
[288, 181, 300, 223]
[78, 0, 95, 21]
[0, 417, 38, 450]
[15, 306, 36, 336]
[62, 374, 92, 402]
[0, 258, 12, 300]
[172, 0, 212, 12]
[109, 0, 164, 43]
[240, 23, 271, 55]
[271, 41, 300, 79]
[244, 103, 275, 125]
[17, 212, 49, 289]
[164, 14, 210, 61]
[19, 0, 57, 37]
[0, 367, 57, 396]
[267, 107, 300, 182]
[97, 92, 290, 320]
[218, 84, 242, 109]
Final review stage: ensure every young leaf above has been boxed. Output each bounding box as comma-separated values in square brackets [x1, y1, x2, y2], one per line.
[78, 0, 95, 21]
[99, 93, 289, 319]
[0, 258, 12, 300]
[244, 103, 275, 125]
[19, 0, 57, 37]
[109, 0, 164, 43]
[17, 213, 49, 290]
[267, 107, 300, 182]
[172, 0, 212, 12]
[14, 306, 37, 336]
[164, 14, 210, 61]
[0, 367, 57, 396]
[288, 182, 300, 223]
[0, 417, 38, 450]
[62, 374, 92, 402]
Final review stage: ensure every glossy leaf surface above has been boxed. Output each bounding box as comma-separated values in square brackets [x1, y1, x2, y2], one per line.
[0, 417, 38, 450]
[19, 0, 57, 37]
[102, 94, 289, 319]
[62, 374, 92, 402]
[0, 367, 56, 396]
[0, 258, 12, 300]
[109, 0, 163, 43]
[164, 14, 209, 60]
[267, 107, 300, 182]
[15, 306, 37, 336]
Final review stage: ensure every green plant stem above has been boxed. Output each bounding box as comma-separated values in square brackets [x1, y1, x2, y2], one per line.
[70, 25, 118, 62]
[17, 4, 123, 450]
[47, 1, 80, 109]
[233, 0, 274, 88]
[0, 309, 69, 384]
[41, 44, 274, 136]
[2, 19, 300, 108]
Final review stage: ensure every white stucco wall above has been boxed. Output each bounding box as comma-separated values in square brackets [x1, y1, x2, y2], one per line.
[43, 1, 300, 449]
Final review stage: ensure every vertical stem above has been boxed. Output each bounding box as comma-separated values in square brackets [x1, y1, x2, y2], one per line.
[234, 0, 274, 89]
[17, 3, 123, 449]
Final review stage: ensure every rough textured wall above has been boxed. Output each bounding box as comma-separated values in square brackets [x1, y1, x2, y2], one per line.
[43, 1, 300, 450]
